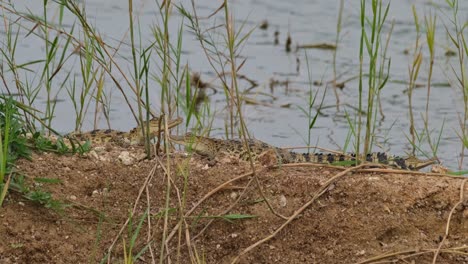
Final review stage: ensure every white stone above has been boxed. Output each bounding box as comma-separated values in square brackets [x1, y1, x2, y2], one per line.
[118, 151, 135, 166]
[279, 194, 287, 207]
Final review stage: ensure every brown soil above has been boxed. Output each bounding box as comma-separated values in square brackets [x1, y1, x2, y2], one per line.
[1, 146, 467, 264]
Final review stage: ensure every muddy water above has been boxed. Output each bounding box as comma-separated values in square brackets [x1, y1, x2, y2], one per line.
[2, 1, 468, 169]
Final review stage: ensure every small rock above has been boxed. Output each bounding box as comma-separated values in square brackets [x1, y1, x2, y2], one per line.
[231, 233, 238, 238]
[99, 155, 110, 162]
[135, 153, 147, 161]
[18, 202, 25, 206]
[356, 250, 366, 256]
[92, 190, 99, 197]
[88, 150, 99, 160]
[463, 208, 468, 218]
[230, 192, 238, 200]
[279, 194, 287, 207]
[69, 195, 77, 201]
[118, 151, 135, 166]
[94, 146, 106, 153]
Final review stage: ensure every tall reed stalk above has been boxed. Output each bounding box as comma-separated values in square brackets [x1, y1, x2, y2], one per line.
[357, 0, 391, 158]
[423, 11, 438, 155]
[407, 6, 423, 155]
[332, 0, 344, 110]
[444, 0, 468, 168]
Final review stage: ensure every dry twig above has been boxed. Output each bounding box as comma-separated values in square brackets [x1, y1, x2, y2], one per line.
[231, 164, 367, 263]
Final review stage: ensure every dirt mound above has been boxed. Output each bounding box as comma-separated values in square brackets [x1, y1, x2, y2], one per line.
[1, 147, 467, 263]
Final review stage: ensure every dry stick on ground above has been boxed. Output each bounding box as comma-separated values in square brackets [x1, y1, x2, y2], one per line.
[153, 154, 192, 261]
[282, 163, 467, 180]
[357, 168, 467, 179]
[164, 175, 256, 262]
[253, 173, 289, 220]
[163, 174, 256, 262]
[184, 177, 257, 260]
[230, 164, 367, 264]
[356, 246, 468, 264]
[432, 179, 467, 264]
[145, 183, 156, 262]
[106, 162, 158, 264]
[184, 218, 196, 262]
[151, 150, 188, 261]
[357, 249, 436, 264]
[164, 171, 255, 245]
[190, 176, 255, 241]
[356, 179, 467, 264]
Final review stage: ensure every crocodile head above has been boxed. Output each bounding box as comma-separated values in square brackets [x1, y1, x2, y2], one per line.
[129, 116, 183, 144]
[170, 132, 219, 159]
[402, 156, 438, 170]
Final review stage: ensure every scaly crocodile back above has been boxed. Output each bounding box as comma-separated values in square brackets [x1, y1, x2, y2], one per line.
[170, 133, 436, 170]
[68, 117, 182, 146]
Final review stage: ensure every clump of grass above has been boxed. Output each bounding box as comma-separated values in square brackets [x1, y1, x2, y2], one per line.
[332, 0, 345, 110]
[0, 97, 70, 209]
[406, 5, 423, 156]
[424, 11, 436, 122]
[180, 1, 255, 138]
[444, 0, 468, 169]
[421, 10, 441, 159]
[356, 0, 391, 159]
[296, 54, 326, 153]
[122, 210, 150, 264]
[0, 97, 29, 206]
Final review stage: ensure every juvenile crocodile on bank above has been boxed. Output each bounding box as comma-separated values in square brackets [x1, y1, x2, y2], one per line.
[170, 133, 436, 170]
[67, 116, 183, 146]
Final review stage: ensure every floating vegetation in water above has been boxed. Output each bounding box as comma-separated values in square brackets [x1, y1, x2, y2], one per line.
[286, 33, 292, 52]
[259, 20, 269, 30]
[296, 43, 337, 50]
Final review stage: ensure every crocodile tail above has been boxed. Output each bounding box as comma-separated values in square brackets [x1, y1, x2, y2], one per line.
[278, 151, 350, 164]
[274, 149, 315, 164]
[275, 150, 420, 170]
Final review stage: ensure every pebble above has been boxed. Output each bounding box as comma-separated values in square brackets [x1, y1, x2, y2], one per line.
[230, 192, 238, 200]
[279, 194, 287, 207]
[118, 151, 135, 166]
[88, 150, 99, 160]
[94, 146, 106, 153]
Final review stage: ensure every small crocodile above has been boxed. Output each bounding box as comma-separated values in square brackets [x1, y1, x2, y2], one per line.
[170, 133, 436, 170]
[68, 116, 182, 146]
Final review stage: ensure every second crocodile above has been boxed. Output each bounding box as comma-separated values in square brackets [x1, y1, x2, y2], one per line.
[170, 133, 436, 170]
